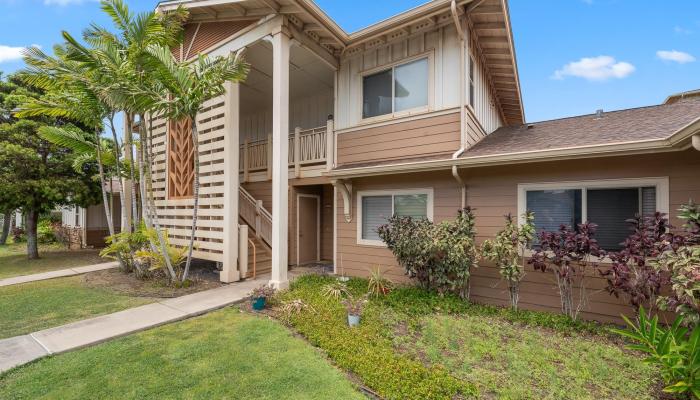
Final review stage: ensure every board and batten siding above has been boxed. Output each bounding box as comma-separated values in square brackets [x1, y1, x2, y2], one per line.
[335, 22, 502, 136]
[148, 95, 230, 263]
[241, 90, 333, 142]
[336, 149, 700, 323]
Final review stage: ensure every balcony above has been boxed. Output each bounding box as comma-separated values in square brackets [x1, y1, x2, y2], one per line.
[239, 122, 333, 181]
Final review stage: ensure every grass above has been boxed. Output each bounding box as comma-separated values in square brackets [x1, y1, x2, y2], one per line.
[0, 309, 365, 400]
[0, 276, 153, 339]
[0, 242, 105, 280]
[276, 275, 659, 400]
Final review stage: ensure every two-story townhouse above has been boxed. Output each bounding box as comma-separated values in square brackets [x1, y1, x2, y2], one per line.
[147, 0, 700, 323]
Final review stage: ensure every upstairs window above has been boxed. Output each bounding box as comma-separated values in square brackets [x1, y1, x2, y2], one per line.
[519, 179, 668, 251]
[362, 57, 429, 119]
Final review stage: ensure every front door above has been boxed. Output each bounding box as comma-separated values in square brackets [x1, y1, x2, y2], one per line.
[297, 194, 319, 265]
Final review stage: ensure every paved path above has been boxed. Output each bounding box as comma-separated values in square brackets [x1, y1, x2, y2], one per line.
[0, 261, 120, 288]
[0, 276, 267, 373]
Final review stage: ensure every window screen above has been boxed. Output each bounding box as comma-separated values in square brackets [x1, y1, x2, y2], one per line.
[527, 189, 582, 234]
[394, 194, 428, 219]
[362, 69, 392, 118]
[361, 195, 392, 240]
[587, 188, 639, 251]
[394, 59, 429, 112]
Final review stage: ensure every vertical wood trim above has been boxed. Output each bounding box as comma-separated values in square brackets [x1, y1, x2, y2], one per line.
[270, 30, 290, 289]
[221, 81, 240, 283]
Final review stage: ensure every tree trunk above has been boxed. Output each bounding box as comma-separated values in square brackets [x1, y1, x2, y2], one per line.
[108, 114, 128, 234]
[95, 130, 115, 237]
[26, 209, 39, 259]
[182, 118, 200, 282]
[138, 113, 177, 282]
[125, 113, 139, 227]
[0, 211, 11, 245]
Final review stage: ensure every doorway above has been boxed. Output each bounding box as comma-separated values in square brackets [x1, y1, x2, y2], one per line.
[296, 194, 320, 265]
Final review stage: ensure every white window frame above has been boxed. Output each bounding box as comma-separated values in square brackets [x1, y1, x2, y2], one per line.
[517, 177, 670, 227]
[356, 188, 434, 247]
[359, 52, 435, 123]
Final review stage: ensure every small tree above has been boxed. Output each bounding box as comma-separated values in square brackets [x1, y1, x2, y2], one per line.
[0, 75, 101, 258]
[530, 223, 602, 320]
[601, 212, 683, 314]
[378, 208, 479, 299]
[655, 201, 700, 326]
[481, 211, 535, 311]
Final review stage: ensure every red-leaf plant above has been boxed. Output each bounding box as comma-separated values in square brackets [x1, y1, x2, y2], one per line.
[601, 212, 684, 315]
[529, 223, 602, 320]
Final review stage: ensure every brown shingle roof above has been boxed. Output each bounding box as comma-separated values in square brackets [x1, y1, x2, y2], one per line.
[463, 97, 700, 158]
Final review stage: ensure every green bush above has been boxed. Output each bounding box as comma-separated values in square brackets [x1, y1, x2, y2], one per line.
[279, 275, 477, 400]
[614, 308, 700, 398]
[37, 219, 57, 244]
[377, 208, 479, 299]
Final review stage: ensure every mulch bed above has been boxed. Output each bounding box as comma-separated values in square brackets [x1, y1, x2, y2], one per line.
[82, 265, 223, 298]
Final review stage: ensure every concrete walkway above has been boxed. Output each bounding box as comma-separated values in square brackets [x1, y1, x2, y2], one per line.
[0, 261, 119, 288]
[0, 276, 267, 373]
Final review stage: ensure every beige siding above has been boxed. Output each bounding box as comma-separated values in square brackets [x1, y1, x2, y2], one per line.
[336, 112, 461, 167]
[336, 149, 700, 323]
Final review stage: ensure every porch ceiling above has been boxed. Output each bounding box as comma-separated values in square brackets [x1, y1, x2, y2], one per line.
[240, 40, 334, 115]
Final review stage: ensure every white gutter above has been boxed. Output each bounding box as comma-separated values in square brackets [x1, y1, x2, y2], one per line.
[693, 134, 700, 151]
[451, 0, 470, 208]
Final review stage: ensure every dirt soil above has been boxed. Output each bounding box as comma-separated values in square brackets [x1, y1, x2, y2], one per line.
[82, 266, 223, 298]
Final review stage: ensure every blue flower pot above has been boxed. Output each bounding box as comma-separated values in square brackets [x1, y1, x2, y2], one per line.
[252, 297, 266, 311]
[347, 314, 360, 327]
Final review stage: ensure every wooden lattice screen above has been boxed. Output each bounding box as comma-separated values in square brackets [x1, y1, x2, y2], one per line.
[167, 118, 195, 199]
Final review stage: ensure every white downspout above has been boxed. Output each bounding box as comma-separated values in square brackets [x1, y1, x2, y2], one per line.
[693, 134, 700, 151]
[451, 0, 470, 208]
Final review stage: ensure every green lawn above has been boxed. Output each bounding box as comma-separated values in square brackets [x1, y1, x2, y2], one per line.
[277, 275, 659, 400]
[0, 276, 153, 339]
[0, 242, 105, 280]
[0, 309, 364, 400]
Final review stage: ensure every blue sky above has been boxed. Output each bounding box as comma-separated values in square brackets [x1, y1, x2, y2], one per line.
[1, 0, 699, 122]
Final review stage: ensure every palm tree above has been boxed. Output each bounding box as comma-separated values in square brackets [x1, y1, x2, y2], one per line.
[18, 45, 127, 269]
[137, 45, 249, 282]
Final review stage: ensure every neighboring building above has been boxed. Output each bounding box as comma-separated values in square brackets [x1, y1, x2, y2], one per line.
[145, 0, 700, 323]
[61, 181, 123, 248]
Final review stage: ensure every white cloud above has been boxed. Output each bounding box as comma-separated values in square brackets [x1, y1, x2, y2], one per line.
[656, 50, 696, 64]
[43, 0, 97, 5]
[0, 44, 39, 63]
[552, 56, 635, 81]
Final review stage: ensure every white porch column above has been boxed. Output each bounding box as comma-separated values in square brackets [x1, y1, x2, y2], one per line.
[270, 29, 290, 289]
[221, 81, 241, 283]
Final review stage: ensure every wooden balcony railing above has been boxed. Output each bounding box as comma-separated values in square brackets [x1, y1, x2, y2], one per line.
[240, 119, 334, 181]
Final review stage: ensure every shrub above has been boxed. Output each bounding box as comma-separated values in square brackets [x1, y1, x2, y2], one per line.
[602, 212, 683, 312]
[11, 226, 25, 243]
[530, 222, 602, 320]
[367, 266, 393, 298]
[102, 224, 186, 282]
[378, 208, 479, 299]
[481, 211, 535, 311]
[654, 201, 700, 326]
[37, 219, 58, 244]
[613, 308, 700, 398]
